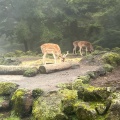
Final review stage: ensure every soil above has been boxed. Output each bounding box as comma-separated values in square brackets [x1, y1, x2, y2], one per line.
[90, 66, 120, 90]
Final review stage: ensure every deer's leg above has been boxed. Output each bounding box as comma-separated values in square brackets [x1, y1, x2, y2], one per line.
[52, 52, 56, 64]
[42, 53, 47, 65]
[73, 46, 77, 54]
[73, 47, 75, 54]
[79, 47, 83, 56]
[85, 47, 88, 55]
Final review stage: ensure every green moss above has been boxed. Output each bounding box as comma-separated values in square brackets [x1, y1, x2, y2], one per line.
[32, 94, 65, 120]
[72, 79, 83, 90]
[57, 83, 72, 90]
[102, 52, 120, 66]
[60, 89, 78, 102]
[0, 82, 18, 95]
[76, 83, 111, 102]
[59, 89, 78, 115]
[0, 96, 5, 103]
[74, 100, 97, 120]
[77, 75, 90, 84]
[32, 88, 43, 98]
[11, 89, 26, 117]
[23, 67, 38, 77]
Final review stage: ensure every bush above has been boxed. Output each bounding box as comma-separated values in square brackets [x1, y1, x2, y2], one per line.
[23, 68, 38, 77]
[102, 52, 120, 66]
[112, 47, 120, 53]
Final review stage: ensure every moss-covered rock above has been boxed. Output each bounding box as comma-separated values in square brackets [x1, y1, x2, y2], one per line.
[60, 89, 78, 115]
[77, 75, 90, 84]
[23, 67, 38, 77]
[0, 96, 10, 112]
[106, 92, 120, 120]
[0, 82, 18, 95]
[72, 79, 84, 90]
[93, 67, 106, 78]
[11, 89, 33, 117]
[74, 101, 97, 120]
[103, 64, 114, 72]
[57, 83, 72, 90]
[77, 85, 111, 102]
[86, 71, 96, 79]
[102, 52, 120, 66]
[32, 93, 67, 120]
[0, 96, 10, 111]
[32, 88, 43, 98]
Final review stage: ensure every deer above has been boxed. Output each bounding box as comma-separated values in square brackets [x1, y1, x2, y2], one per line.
[73, 41, 80, 54]
[40, 43, 69, 65]
[77, 41, 94, 56]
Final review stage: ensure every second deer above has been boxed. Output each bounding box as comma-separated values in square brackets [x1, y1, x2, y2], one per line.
[73, 40, 94, 56]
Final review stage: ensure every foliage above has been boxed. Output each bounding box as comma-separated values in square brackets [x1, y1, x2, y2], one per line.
[23, 68, 38, 77]
[0, 0, 120, 52]
[102, 52, 120, 66]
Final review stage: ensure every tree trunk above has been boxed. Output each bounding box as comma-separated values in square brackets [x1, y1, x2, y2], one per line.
[39, 61, 80, 74]
[23, 40, 28, 52]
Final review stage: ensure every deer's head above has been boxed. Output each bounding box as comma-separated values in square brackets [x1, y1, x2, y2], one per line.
[59, 51, 69, 62]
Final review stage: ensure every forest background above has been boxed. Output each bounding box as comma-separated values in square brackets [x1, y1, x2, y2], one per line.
[0, 0, 120, 54]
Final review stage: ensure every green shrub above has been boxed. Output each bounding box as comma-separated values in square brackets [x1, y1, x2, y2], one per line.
[23, 68, 38, 77]
[25, 51, 37, 56]
[102, 52, 120, 66]
[14, 50, 25, 57]
[4, 52, 15, 57]
[112, 47, 120, 53]
[95, 46, 103, 50]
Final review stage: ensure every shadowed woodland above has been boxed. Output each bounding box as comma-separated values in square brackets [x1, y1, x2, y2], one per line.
[0, 0, 120, 53]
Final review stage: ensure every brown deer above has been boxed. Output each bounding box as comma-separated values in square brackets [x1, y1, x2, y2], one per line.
[77, 41, 94, 56]
[73, 41, 79, 54]
[40, 43, 69, 65]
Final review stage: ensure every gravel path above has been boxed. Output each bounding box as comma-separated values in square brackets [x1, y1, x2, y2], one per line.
[0, 65, 100, 92]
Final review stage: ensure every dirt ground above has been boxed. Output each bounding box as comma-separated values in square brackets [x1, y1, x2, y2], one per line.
[90, 66, 120, 91]
[0, 55, 120, 93]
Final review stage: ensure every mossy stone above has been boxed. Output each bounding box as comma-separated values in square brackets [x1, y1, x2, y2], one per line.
[103, 64, 114, 72]
[60, 89, 78, 115]
[32, 93, 66, 120]
[74, 101, 97, 120]
[0, 82, 18, 95]
[11, 89, 32, 117]
[32, 88, 43, 98]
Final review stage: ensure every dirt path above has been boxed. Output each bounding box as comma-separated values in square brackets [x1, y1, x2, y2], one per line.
[90, 66, 120, 90]
[0, 65, 100, 92]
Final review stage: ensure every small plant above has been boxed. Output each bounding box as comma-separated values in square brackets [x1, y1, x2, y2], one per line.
[23, 68, 38, 77]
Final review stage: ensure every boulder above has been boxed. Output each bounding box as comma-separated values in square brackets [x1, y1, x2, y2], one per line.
[11, 89, 33, 117]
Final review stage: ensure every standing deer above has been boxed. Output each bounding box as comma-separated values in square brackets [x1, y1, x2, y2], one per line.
[77, 41, 94, 56]
[73, 41, 79, 54]
[40, 43, 69, 65]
